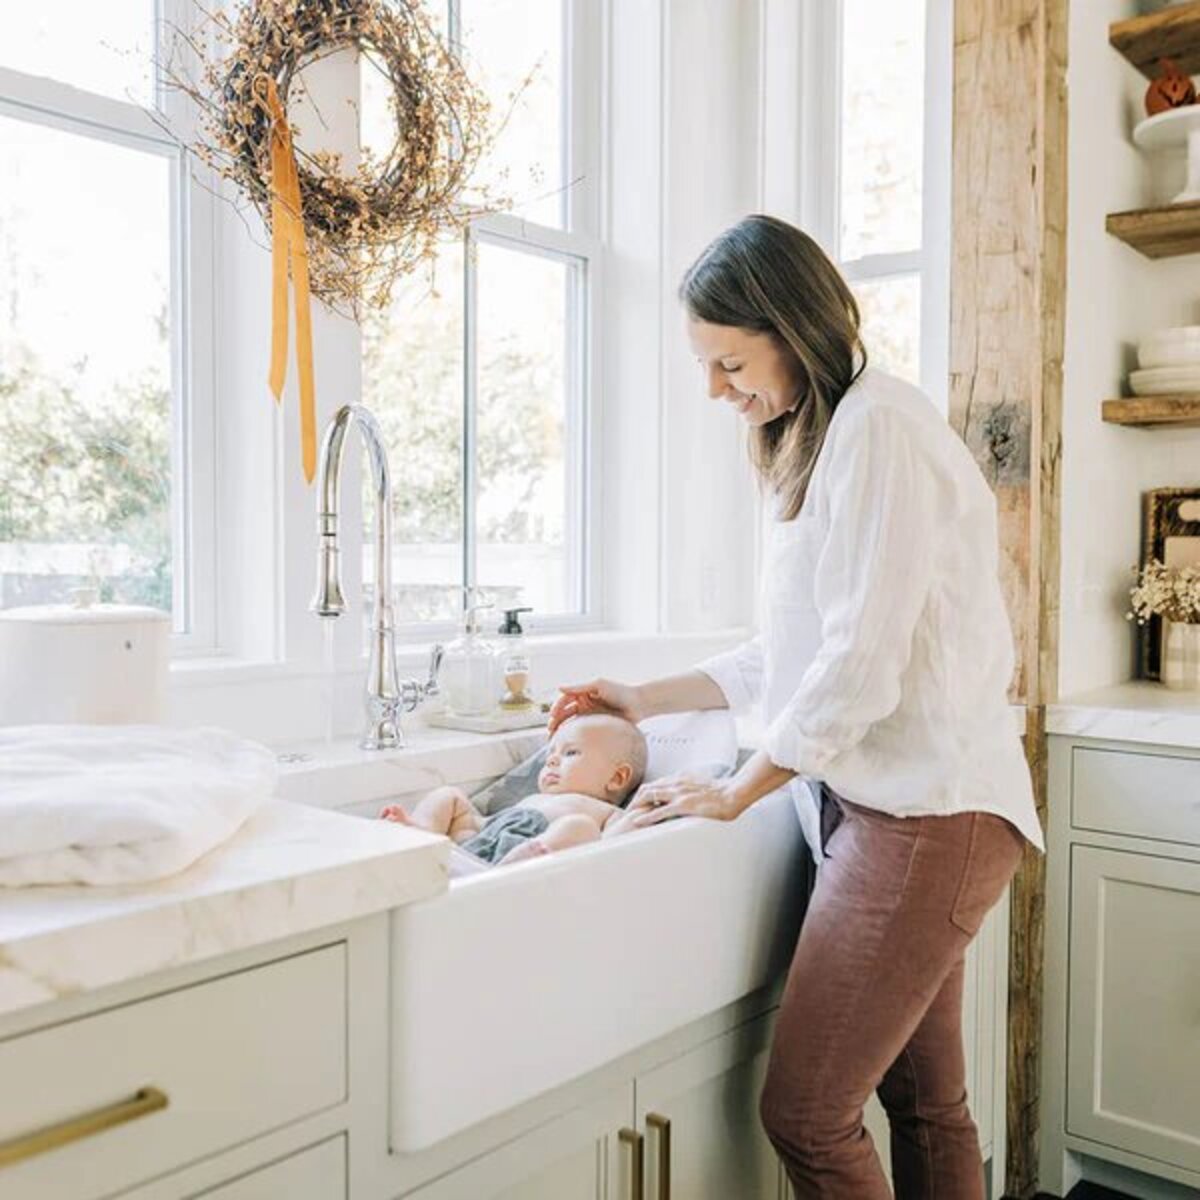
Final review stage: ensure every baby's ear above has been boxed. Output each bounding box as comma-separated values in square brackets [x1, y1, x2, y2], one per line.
[607, 762, 633, 795]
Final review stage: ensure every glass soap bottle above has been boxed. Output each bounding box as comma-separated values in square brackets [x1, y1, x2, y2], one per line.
[497, 607, 534, 711]
[440, 595, 500, 717]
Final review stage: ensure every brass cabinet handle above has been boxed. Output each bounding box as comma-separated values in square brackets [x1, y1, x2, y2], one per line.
[618, 1126, 645, 1200]
[0, 1086, 169, 1169]
[646, 1112, 671, 1200]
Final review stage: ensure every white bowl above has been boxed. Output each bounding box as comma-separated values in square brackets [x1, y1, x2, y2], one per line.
[1138, 326, 1200, 369]
[1130, 365, 1200, 395]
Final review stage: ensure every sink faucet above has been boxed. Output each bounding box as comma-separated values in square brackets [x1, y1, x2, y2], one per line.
[311, 404, 442, 750]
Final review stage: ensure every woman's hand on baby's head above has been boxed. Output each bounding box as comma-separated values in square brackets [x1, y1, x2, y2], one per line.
[547, 678, 645, 734]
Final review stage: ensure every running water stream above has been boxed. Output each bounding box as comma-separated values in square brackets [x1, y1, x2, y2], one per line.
[321, 619, 336, 744]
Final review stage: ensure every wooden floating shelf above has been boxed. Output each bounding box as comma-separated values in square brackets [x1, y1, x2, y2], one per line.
[1110, 2, 1200, 78]
[1106, 201, 1200, 257]
[1102, 394, 1200, 428]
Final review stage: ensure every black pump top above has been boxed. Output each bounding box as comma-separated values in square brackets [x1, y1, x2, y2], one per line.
[498, 607, 532, 635]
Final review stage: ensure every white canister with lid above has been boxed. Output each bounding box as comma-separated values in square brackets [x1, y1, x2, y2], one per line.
[0, 591, 171, 725]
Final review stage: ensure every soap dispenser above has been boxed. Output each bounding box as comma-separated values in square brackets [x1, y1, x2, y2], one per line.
[497, 607, 534, 711]
[440, 592, 500, 717]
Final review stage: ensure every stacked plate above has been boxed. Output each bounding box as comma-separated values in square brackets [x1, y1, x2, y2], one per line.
[1131, 327, 1200, 395]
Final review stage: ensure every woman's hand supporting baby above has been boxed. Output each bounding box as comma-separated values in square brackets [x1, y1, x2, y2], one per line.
[626, 750, 797, 828]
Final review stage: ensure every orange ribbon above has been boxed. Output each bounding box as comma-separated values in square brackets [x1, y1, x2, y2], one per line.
[260, 76, 317, 483]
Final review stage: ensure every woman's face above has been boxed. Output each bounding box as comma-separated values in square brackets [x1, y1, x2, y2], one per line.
[687, 317, 805, 427]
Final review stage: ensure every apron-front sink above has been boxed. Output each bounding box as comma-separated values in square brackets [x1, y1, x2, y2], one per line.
[388, 788, 806, 1151]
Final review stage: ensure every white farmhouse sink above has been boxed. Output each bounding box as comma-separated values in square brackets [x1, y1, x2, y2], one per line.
[388, 788, 807, 1151]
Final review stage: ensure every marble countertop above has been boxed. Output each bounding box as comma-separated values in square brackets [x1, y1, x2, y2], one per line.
[0, 800, 447, 1020]
[1047, 682, 1200, 750]
[274, 721, 548, 813]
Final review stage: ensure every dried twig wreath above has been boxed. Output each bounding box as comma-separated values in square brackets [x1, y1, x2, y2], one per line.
[169, 0, 503, 315]
[162, 0, 514, 479]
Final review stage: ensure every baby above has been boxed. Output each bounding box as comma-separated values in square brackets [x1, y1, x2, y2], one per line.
[380, 714, 648, 867]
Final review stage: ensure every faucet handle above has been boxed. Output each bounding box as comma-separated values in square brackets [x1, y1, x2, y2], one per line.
[425, 643, 444, 698]
[398, 643, 445, 714]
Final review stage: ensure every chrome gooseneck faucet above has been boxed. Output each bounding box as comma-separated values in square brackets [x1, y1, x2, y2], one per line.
[312, 403, 442, 749]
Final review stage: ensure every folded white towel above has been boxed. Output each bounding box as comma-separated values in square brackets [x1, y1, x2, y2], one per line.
[0, 725, 277, 886]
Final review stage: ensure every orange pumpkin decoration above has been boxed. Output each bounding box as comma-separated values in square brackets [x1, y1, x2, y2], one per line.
[1146, 58, 1196, 116]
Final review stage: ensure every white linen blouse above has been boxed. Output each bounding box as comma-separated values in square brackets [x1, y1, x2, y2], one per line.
[698, 368, 1044, 856]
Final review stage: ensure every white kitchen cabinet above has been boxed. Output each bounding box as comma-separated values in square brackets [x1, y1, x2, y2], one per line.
[191, 1137, 347, 1199]
[396, 1011, 787, 1200]
[1067, 845, 1200, 1175]
[634, 1010, 782, 1199]
[397, 1085, 630, 1200]
[1041, 737, 1200, 1198]
[0, 943, 347, 1200]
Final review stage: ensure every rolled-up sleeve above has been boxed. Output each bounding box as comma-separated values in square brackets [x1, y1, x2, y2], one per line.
[763, 406, 937, 776]
[695, 636, 763, 714]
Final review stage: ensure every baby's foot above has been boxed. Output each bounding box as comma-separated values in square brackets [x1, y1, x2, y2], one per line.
[379, 804, 412, 825]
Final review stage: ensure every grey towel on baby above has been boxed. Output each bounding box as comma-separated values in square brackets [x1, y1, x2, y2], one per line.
[459, 805, 549, 865]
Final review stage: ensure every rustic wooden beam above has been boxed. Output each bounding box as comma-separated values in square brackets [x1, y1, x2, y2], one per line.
[950, 1, 1066, 1196]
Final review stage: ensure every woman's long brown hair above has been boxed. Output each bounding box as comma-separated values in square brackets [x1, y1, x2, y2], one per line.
[678, 215, 867, 520]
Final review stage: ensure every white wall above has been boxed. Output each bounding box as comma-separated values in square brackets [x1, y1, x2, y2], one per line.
[1058, 0, 1200, 697]
[658, 0, 762, 634]
[603, 0, 767, 639]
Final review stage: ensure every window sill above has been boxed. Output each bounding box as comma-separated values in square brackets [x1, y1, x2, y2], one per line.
[169, 628, 751, 688]
[166, 628, 751, 744]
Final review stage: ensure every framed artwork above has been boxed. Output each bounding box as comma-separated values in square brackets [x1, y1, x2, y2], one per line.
[1139, 487, 1200, 679]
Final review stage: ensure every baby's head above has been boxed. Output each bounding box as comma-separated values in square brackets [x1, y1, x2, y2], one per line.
[538, 714, 648, 806]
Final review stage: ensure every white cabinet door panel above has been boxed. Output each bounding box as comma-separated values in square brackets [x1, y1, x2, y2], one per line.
[0, 945, 346, 1200]
[1068, 847, 1200, 1174]
[635, 1011, 780, 1200]
[400, 1085, 629, 1200]
[192, 1137, 345, 1199]
[1072, 747, 1200, 846]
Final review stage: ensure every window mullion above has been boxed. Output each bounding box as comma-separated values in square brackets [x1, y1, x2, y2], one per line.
[0, 65, 170, 151]
[565, 257, 588, 614]
[462, 226, 479, 605]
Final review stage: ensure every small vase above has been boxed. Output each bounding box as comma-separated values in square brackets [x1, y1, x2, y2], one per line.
[1161, 620, 1200, 691]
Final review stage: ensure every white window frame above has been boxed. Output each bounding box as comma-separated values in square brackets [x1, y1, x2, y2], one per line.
[798, 0, 952, 403]
[0, 1, 218, 651]
[377, 0, 604, 641]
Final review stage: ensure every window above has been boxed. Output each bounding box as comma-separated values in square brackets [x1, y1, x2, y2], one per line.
[361, 0, 597, 630]
[804, 0, 951, 398]
[0, 3, 214, 645]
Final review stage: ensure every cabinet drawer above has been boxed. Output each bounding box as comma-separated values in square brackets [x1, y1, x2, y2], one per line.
[1072, 747, 1200, 845]
[1067, 847, 1200, 1173]
[0, 944, 346, 1200]
[192, 1136, 346, 1199]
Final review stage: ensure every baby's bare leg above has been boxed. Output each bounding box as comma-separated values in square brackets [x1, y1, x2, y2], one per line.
[498, 813, 602, 864]
[381, 786, 484, 843]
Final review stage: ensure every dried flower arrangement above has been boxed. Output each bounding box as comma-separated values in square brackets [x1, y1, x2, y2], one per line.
[1127, 559, 1200, 626]
[164, 0, 508, 317]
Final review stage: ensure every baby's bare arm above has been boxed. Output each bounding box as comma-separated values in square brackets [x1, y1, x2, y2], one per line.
[497, 813, 602, 865]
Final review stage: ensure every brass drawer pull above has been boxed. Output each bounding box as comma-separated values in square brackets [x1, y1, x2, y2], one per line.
[618, 1126, 644, 1200]
[0, 1086, 169, 1169]
[646, 1112, 671, 1200]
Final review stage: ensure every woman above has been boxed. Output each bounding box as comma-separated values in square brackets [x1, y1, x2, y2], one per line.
[548, 214, 1043, 1199]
